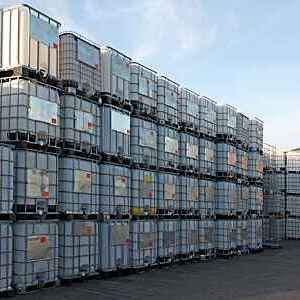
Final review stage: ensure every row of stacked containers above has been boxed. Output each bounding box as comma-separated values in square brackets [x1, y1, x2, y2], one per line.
[263, 146, 300, 241]
[0, 4, 264, 295]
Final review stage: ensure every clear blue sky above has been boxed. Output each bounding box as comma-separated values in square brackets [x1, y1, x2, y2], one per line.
[3, 0, 300, 149]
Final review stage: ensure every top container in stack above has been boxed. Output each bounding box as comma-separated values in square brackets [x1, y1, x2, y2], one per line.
[0, 4, 60, 87]
[59, 32, 101, 102]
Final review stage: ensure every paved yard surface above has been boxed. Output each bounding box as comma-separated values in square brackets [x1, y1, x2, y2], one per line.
[18, 241, 300, 300]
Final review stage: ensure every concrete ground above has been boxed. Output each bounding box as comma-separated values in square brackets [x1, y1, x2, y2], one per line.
[19, 241, 300, 300]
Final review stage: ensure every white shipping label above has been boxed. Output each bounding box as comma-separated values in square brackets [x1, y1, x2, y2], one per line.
[27, 169, 49, 198]
[78, 39, 100, 67]
[165, 184, 176, 200]
[111, 110, 130, 135]
[140, 128, 157, 149]
[165, 137, 178, 154]
[187, 143, 198, 159]
[31, 14, 58, 47]
[73, 222, 95, 236]
[139, 233, 155, 249]
[74, 170, 92, 193]
[75, 110, 96, 133]
[205, 148, 215, 162]
[111, 224, 130, 246]
[115, 176, 128, 196]
[29, 96, 58, 125]
[141, 174, 155, 198]
[27, 235, 50, 260]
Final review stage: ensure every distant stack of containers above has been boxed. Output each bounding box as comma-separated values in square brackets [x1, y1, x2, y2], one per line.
[262, 144, 285, 243]
[0, 3, 267, 295]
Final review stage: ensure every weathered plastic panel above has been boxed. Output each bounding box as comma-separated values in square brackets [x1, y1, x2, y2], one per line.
[101, 47, 131, 101]
[216, 105, 237, 136]
[58, 220, 98, 279]
[286, 151, 300, 172]
[157, 219, 180, 260]
[14, 149, 57, 214]
[248, 151, 263, 179]
[236, 184, 249, 215]
[199, 96, 217, 137]
[236, 220, 248, 250]
[157, 76, 179, 126]
[13, 220, 58, 292]
[287, 218, 300, 239]
[236, 148, 248, 177]
[216, 143, 237, 175]
[179, 175, 199, 212]
[131, 169, 157, 216]
[0, 145, 13, 214]
[199, 138, 216, 176]
[215, 181, 237, 215]
[99, 163, 131, 216]
[0, 4, 60, 78]
[130, 220, 157, 267]
[180, 219, 199, 256]
[263, 217, 270, 242]
[0, 79, 60, 143]
[157, 171, 179, 211]
[99, 220, 130, 271]
[236, 113, 249, 144]
[60, 94, 101, 147]
[0, 222, 12, 292]
[178, 88, 200, 131]
[247, 219, 262, 250]
[158, 125, 179, 169]
[130, 117, 157, 166]
[275, 173, 285, 193]
[287, 173, 300, 194]
[215, 220, 237, 251]
[100, 105, 130, 158]
[179, 132, 199, 171]
[58, 157, 99, 215]
[287, 195, 300, 216]
[249, 118, 263, 151]
[199, 179, 215, 217]
[199, 219, 215, 253]
[130, 63, 158, 115]
[59, 33, 101, 96]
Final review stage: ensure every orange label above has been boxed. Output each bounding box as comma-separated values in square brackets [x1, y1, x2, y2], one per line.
[42, 191, 49, 198]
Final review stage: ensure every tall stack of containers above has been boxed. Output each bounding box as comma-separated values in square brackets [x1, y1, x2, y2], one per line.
[247, 118, 264, 251]
[0, 4, 62, 294]
[285, 150, 300, 240]
[262, 144, 284, 244]
[0, 3, 271, 294]
[215, 104, 238, 256]
[198, 96, 217, 258]
[59, 30, 102, 282]
[129, 62, 158, 268]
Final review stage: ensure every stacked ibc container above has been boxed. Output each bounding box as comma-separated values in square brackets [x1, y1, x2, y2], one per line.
[285, 150, 300, 240]
[0, 4, 61, 293]
[59, 31, 102, 281]
[247, 118, 264, 252]
[215, 105, 238, 257]
[262, 144, 284, 244]
[129, 62, 158, 268]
